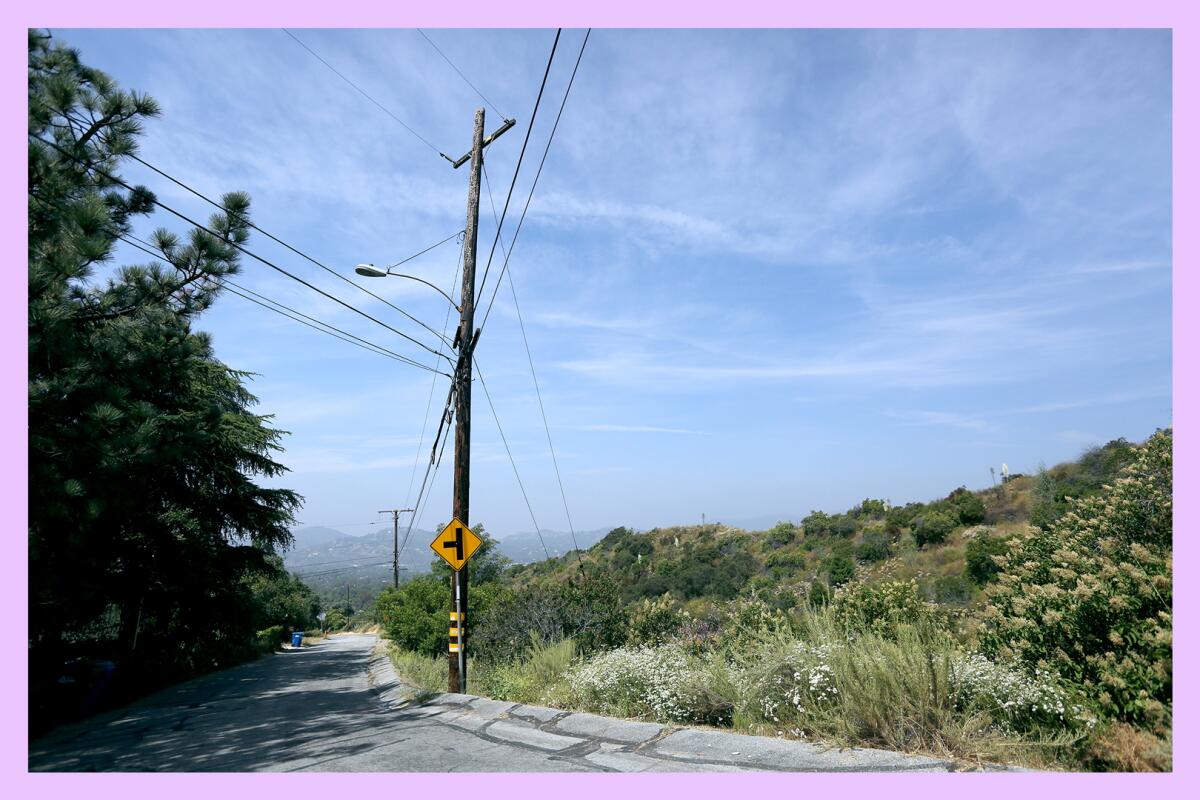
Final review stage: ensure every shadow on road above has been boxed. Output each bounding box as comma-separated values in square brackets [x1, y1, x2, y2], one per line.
[30, 635, 404, 772]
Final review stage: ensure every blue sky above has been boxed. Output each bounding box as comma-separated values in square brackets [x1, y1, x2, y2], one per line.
[58, 28, 1172, 538]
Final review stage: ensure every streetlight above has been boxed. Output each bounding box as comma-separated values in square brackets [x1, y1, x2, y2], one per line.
[353, 264, 461, 312]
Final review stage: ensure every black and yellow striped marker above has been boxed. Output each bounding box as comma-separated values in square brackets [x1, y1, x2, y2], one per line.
[449, 610, 464, 653]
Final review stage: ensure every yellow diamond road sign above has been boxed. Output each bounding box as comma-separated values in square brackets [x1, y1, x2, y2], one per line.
[431, 518, 482, 571]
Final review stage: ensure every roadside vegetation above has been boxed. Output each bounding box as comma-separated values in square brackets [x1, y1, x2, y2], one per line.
[27, 32, 320, 733]
[379, 430, 1172, 771]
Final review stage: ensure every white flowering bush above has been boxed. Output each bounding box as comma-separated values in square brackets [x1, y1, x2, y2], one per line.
[952, 653, 1095, 734]
[748, 641, 842, 725]
[981, 429, 1172, 726]
[563, 644, 697, 723]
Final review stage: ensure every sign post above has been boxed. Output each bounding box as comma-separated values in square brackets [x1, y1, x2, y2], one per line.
[431, 518, 482, 691]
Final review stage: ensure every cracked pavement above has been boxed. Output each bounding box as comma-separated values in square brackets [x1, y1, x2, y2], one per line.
[29, 633, 994, 772]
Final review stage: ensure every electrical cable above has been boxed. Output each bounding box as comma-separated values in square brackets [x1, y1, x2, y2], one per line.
[474, 29, 560, 310]
[478, 29, 589, 334]
[282, 28, 448, 159]
[416, 29, 509, 121]
[107, 141, 458, 351]
[404, 236, 464, 513]
[112, 230, 433, 368]
[32, 134, 453, 376]
[474, 359, 552, 561]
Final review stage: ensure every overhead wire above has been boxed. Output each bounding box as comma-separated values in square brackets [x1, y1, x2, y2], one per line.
[474, 31, 592, 568]
[288, 554, 395, 570]
[474, 359, 552, 561]
[282, 28, 448, 160]
[478, 28, 590, 334]
[403, 236, 464, 515]
[109, 227, 434, 368]
[397, 380, 457, 566]
[105, 139, 459, 352]
[294, 563, 392, 579]
[31, 191, 424, 369]
[32, 134, 453, 377]
[416, 29, 509, 121]
[474, 28, 561, 310]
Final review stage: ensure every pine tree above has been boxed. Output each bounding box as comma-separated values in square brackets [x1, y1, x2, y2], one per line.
[28, 30, 302, 704]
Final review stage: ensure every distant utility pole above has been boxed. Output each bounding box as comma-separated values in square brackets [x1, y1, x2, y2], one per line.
[379, 508, 414, 589]
[345, 582, 351, 616]
[445, 107, 513, 694]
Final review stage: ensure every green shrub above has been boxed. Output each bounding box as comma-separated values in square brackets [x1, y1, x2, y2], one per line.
[255, 625, 285, 652]
[948, 490, 987, 525]
[826, 554, 855, 586]
[481, 637, 576, 705]
[376, 578, 446, 657]
[831, 579, 930, 637]
[802, 510, 834, 537]
[930, 574, 973, 605]
[766, 521, 798, 546]
[387, 646, 446, 691]
[981, 429, 1172, 727]
[965, 533, 1008, 585]
[856, 532, 892, 563]
[738, 614, 1090, 758]
[626, 596, 684, 646]
[855, 498, 889, 519]
[833, 515, 859, 538]
[912, 511, 957, 547]
[765, 548, 806, 576]
[807, 580, 831, 609]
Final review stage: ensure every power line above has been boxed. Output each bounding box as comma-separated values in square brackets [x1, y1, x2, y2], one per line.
[397, 381, 457, 566]
[112, 230, 435, 369]
[404, 237, 464, 513]
[474, 360, 552, 561]
[289, 553, 394, 570]
[32, 135, 453, 377]
[473, 35, 590, 568]
[478, 172, 585, 566]
[282, 28, 448, 159]
[32, 190, 427, 370]
[388, 229, 463, 269]
[416, 29, 508, 121]
[479, 29, 590, 333]
[474, 29, 561, 311]
[110, 142, 458, 352]
[294, 563, 392, 579]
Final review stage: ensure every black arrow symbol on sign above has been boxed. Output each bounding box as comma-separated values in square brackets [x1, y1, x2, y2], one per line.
[442, 526, 464, 561]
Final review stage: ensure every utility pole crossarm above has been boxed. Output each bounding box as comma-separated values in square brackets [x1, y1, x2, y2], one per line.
[447, 117, 515, 169]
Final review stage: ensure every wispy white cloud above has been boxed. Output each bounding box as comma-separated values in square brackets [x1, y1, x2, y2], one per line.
[885, 410, 989, 431]
[570, 424, 706, 434]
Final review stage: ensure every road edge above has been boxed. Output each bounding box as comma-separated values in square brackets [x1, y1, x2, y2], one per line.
[366, 641, 1024, 773]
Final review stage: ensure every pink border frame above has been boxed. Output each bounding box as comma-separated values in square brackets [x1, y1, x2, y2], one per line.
[3, 1, 1194, 795]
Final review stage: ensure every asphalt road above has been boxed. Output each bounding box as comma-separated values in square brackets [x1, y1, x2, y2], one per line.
[30, 634, 590, 772]
[29, 633, 975, 772]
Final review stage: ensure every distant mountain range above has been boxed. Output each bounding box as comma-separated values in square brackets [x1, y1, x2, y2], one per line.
[283, 518, 794, 597]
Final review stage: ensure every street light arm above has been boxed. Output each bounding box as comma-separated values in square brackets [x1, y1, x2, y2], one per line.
[385, 272, 462, 312]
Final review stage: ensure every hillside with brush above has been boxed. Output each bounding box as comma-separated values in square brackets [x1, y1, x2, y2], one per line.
[370, 430, 1172, 771]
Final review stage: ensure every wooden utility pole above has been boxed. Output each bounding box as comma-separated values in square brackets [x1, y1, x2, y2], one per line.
[379, 508, 415, 589]
[443, 107, 514, 694]
[449, 107, 485, 694]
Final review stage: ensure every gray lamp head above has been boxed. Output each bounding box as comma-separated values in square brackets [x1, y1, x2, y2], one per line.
[354, 263, 388, 278]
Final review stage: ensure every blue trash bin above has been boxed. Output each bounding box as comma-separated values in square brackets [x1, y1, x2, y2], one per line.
[291, 631, 303, 648]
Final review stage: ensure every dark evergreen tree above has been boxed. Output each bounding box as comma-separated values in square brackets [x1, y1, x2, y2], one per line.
[28, 31, 301, 717]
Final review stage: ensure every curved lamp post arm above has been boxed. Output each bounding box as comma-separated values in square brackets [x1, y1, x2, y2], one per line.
[385, 272, 462, 312]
